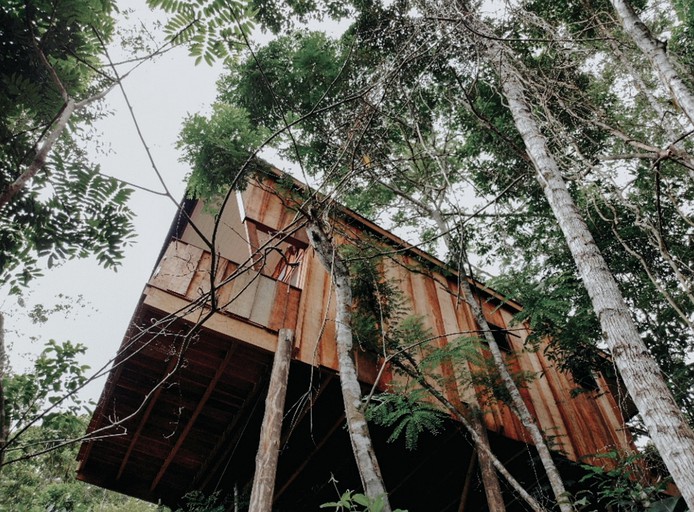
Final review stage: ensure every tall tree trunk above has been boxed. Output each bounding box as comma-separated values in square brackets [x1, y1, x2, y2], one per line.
[609, 0, 694, 125]
[249, 329, 294, 512]
[306, 215, 392, 511]
[0, 312, 6, 470]
[430, 210, 551, 512]
[455, 258, 574, 512]
[471, 409, 506, 512]
[494, 43, 694, 509]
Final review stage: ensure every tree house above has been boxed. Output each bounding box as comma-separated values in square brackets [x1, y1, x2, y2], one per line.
[77, 170, 638, 511]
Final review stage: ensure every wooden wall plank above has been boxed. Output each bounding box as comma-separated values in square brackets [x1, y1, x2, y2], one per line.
[434, 278, 478, 406]
[284, 288, 301, 333]
[143, 287, 277, 353]
[424, 275, 462, 407]
[215, 262, 239, 311]
[150, 242, 203, 296]
[224, 269, 261, 319]
[296, 248, 337, 370]
[249, 276, 277, 327]
[186, 252, 229, 304]
[498, 309, 573, 458]
[268, 282, 291, 332]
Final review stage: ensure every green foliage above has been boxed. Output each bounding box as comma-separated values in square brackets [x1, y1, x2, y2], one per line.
[0, 329, 156, 511]
[146, 0, 255, 65]
[340, 244, 404, 353]
[3, 339, 91, 435]
[177, 103, 271, 198]
[365, 390, 446, 450]
[174, 491, 226, 512]
[321, 489, 407, 512]
[0, 0, 135, 292]
[0, 416, 159, 512]
[574, 450, 674, 512]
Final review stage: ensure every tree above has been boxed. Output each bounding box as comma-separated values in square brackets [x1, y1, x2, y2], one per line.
[306, 213, 392, 511]
[0, 327, 157, 510]
[423, 0, 694, 506]
[0, 0, 139, 293]
[160, 0, 694, 506]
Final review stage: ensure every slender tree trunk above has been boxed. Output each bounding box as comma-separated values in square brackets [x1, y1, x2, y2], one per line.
[430, 210, 555, 511]
[471, 409, 505, 512]
[455, 262, 574, 512]
[0, 99, 76, 210]
[494, 45, 694, 509]
[609, 0, 694, 125]
[0, 312, 6, 469]
[306, 216, 392, 511]
[249, 329, 294, 512]
[394, 356, 547, 512]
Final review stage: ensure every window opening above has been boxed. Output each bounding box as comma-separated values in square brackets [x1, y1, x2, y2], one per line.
[572, 366, 599, 391]
[486, 323, 513, 353]
[272, 245, 305, 287]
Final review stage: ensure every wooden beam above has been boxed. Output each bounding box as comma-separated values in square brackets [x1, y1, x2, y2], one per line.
[457, 449, 478, 512]
[150, 343, 238, 491]
[117, 355, 179, 480]
[248, 329, 294, 512]
[273, 413, 346, 503]
[472, 412, 506, 512]
[142, 286, 277, 353]
[194, 370, 271, 490]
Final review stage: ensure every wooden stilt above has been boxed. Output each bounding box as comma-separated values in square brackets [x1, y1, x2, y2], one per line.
[472, 410, 506, 512]
[458, 448, 478, 512]
[248, 329, 294, 512]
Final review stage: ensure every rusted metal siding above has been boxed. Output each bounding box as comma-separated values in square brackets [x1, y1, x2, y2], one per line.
[228, 176, 635, 463]
[131, 175, 635, 469]
[148, 239, 301, 335]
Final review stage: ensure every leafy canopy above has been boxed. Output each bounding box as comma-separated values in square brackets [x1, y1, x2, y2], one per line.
[0, 0, 135, 293]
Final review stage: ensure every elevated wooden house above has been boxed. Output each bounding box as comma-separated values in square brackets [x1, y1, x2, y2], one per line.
[77, 170, 637, 511]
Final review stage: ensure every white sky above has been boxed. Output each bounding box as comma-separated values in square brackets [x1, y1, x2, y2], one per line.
[2, 1, 351, 406]
[3, 1, 225, 403]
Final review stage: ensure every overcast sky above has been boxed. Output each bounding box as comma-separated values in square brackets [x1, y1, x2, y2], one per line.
[3, 1, 225, 403]
[2, 1, 354, 405]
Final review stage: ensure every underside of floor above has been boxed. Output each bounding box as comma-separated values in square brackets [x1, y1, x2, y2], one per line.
[76, 307, 592, 512]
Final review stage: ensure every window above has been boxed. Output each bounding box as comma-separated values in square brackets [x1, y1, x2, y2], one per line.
[486, 323, 513, 353]
[572, 367, 599, 391]
[271, 245, 305, 287]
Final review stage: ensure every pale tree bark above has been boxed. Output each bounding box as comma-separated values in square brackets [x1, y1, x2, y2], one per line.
[393, 355, 547, 512]
[427, 1, 694, 505]
[305, 214, 392, 511]
[488, 31, 694, 510]
[0, 312, 6, 469]
[0, 85, 117, 212]
[454, 252, 574, 512]
[430, 210, 550, 512]
[498, 56, 694, 509]
[249, 329, 294, 512]
[609, 0, 694, 126]
[0, 99, 76, 210]
[429, 210, 508, 511]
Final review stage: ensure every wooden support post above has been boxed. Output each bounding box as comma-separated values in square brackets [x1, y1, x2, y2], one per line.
[248, 329, 294, 512]
[458, 448, 478, 512]
[472, 411, 506, 512]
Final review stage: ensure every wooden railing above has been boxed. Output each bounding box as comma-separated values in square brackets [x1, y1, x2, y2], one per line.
[148, 239, 302, 332]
